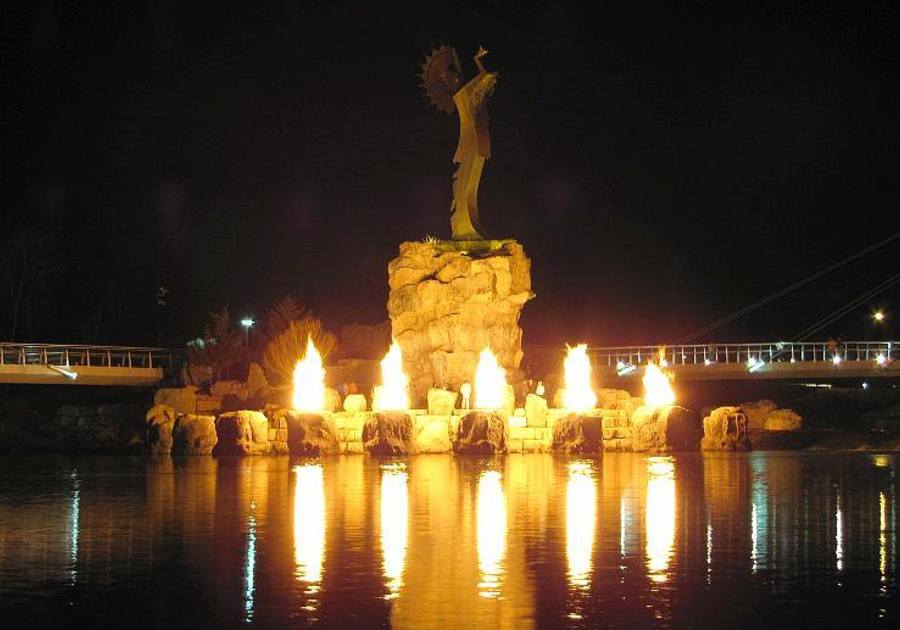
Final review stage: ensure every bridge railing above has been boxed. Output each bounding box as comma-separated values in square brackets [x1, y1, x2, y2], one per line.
[0, 343, 181, 370]
[585, 341, 896, 368]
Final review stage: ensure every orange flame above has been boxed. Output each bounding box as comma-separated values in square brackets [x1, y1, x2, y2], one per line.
[372, 341, 409, 411]
[562, 344, 597, 412]
[475, 348, 506, 410]
[643, 351, 675, 407]
[292, 336, 326, 411]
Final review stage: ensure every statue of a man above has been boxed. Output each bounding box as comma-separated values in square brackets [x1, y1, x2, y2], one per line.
[421, 45, 498, 241]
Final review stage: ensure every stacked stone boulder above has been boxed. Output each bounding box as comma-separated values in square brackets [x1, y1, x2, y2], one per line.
[172, 415, 218, 455]
[631, 405, 702, 452]
[387, 240, 533, 405]
[701, 406, 751, 451]
[212, 411, 270, 455]
[264, 407, 290, 455]
[146, 404, 177, 454]
[741, 399, 803, 431]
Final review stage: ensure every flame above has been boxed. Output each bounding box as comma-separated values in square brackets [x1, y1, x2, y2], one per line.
[562, 344, 597, 412]
[643, 355, 675, 407]
[475, 347, 506, 410]
[372, 341, 409, 411]
[292, 336, 326, 411]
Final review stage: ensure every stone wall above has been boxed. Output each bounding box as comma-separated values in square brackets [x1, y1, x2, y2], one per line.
[387, 240, 533, 405]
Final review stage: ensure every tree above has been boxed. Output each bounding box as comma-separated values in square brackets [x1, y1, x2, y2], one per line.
[187, 308, 245, 380]
[263, 295, 309, 341]
[263, 316, 336, 385]
[0, 226, 61, 341]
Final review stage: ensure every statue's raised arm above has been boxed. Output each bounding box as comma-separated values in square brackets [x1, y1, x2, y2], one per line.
[420, 45, 499, 241]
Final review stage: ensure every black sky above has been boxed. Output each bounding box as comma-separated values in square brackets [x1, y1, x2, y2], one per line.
[1, 0, 898, 347]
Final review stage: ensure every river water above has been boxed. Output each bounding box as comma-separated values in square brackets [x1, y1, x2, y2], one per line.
[0, 453, 897, 628]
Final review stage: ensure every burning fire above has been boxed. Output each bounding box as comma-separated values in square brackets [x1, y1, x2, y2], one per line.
[643, 358, 676, 407]
[562, 344, 597, 412]
[373, 341, 410, 411]
[292, 336, 326, 411]
[475, 347, 507, 410]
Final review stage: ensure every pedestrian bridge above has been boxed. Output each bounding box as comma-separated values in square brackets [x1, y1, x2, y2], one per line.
[586, 341, 898, 382]
[0, 343, 181, 386]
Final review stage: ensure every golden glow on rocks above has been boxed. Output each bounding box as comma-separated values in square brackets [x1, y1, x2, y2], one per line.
[292, 336, 326, 412]
[643, 361, 676, 407]
[475, 347, 506, 410]
[562, 344, 597, 412]
[373, 342, 410, 411]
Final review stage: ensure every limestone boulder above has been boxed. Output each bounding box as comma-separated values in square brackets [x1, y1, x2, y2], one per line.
[414, 416, 452, 453]
[213, 411, 270, 456]
[172, 414, 218, 455]
[701, 406, 751, 451]
[343, 393, 368, 413]
[264, 408, 290, 455]
[387, 240, 532, 405]
[427, 388, 458, 415]
[525, 394, 548, 427]
[362, 412, 414, 455]
[245, 362, 268, 400]
[454, 411, 507, 454]
[285, 412, 340, 456]
[324, 387, 342, 413]
[551, 413, 602, 453]
[154, 387, 198, 415]
[146, 404, 176, 454]
[741, 399, 779, 430]
[764, 408, 803, 431]
[632, 405, 702, 452]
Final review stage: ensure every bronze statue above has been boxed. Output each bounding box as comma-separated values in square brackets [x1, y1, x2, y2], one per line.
[420, 45, 498, 241]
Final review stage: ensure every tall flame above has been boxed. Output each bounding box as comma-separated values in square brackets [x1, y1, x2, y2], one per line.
[372, 341, 409, 411]
[475, 347, 506, 410]
[562, 344, 597, 412]
[292, 336, 326, 411]
[643, 362, 675, 407]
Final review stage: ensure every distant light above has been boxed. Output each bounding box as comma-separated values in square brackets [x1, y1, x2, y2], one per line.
[616, 361, 626, 370]
[832, 354, 842, 365]
[862, 381, 869, 390]
[616, 364, 637, 377]
[873, 310, 885, 323]
[659, 358, 669, 368]
[47, 365, 78, 380]
[747, 356, 765, 373]
[703, 358, 713, 366]
[240, 317, 255, 329]
[875, 354, 888, 366]
[790, 357, 797, 363]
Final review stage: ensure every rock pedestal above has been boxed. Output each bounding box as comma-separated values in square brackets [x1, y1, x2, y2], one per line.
[551, 413, 602, 454]
[213, 411, 270, 455]
[285, 412, 340, 456]
[362, 412, 414, 455]
[631, 405, 702, 452]
[454, 411, 507, 454]
[387, 240, 533, 405]
[701, 406, 751, 451]
[146, 404, 176, 454]
[172, 415, 218, 455]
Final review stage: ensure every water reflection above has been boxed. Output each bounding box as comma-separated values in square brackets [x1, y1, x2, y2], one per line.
[477, 470, 506, 598]
[69, 470, 80, 585]
[244, 504, 257, 623]
[835, 490, 843, 572]
[880, 492, 887, 589]
[750, 457, 768, 573]
[566, 461, 595, 589]
[645, 457, 675, 583]
[293, 463, 325, 606]
[380, 463, 409, 599]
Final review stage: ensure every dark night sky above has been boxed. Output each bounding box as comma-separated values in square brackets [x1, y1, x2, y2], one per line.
[1, 1, 898, 347]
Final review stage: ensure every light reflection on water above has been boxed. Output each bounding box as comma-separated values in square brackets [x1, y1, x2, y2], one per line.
[0, 453, 897, 627]
[645, 456, 675, 583]
[476, 469, 506, 599]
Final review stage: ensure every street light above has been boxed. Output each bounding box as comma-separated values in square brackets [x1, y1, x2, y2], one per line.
[873, 310, 885, 323]
[240, 317, 255, 345]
